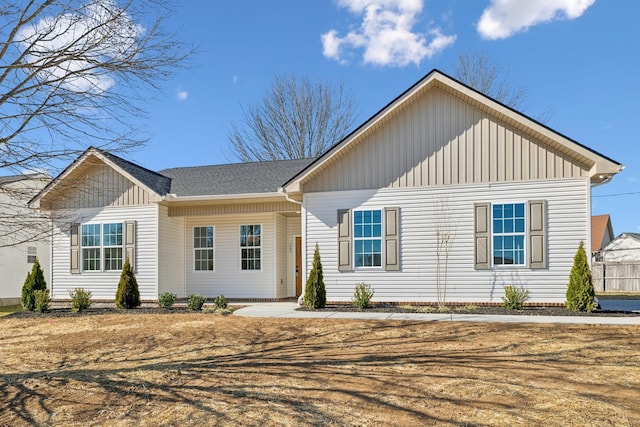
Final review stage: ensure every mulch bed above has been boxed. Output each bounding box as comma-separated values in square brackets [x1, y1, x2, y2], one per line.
[4, 306, 237, 319]
[297, 303, 640, 317]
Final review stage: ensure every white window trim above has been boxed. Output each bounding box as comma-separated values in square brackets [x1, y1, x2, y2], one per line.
[80, 222, 123, 273]
[239, 223, 263, 272]
[491, 202, 527, 268]
[193, 225, 215, 272]
[352, 208, 384, 270]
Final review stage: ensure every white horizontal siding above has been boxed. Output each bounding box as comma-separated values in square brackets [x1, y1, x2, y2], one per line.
[184, 213, 277, 298]
[303, 178, 590, 304]
[50, 204, 159, 300]
[158, 205, 186, 297]
[275, 214, 287, 298]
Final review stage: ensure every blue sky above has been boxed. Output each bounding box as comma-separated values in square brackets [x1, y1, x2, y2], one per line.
[53, 1, 640, 233]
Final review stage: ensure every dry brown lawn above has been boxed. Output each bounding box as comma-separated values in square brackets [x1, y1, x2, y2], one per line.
[0, 313, 638, 426]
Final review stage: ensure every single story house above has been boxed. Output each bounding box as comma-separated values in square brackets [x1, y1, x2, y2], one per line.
[30, 69, 622, 305]
[599, 233, 640, 263]
[0, 173, 51, 306]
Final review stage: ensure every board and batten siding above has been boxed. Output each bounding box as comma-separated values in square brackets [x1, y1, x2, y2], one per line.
[303, 178, 590, 304]
[157, 205, 186, 297]
[47, 161, 159, 209]
[50, 204, 159, 300]
[184, 213, 281, 298]
[303, 88, 588, 193]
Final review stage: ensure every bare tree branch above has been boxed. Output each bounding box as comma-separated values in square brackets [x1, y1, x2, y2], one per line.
[228, 74, 357, 162]
[0, 0, 192, 246]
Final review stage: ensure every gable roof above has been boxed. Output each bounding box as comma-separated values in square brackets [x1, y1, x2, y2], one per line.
[99, 150, 172, 196]
[160, 158, 313, 197]
[283, 69, 623, 193]
[30, 147, 315, 208]
[29, 147, 172, 208]
[591, 214, 614, 252]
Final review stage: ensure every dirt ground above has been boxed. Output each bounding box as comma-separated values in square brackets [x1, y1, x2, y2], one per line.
[1, 313, 639, 426]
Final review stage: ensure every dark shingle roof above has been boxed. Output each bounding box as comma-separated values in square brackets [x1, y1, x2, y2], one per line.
[159, 158, 314, 197]
[98, 149, 172, 196]
[0, 173, 49, 186]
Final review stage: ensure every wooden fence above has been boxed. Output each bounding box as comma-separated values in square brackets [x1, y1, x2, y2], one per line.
[592, 262, 640, 292]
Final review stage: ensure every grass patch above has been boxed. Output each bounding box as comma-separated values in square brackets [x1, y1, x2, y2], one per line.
[0, 305, 22, 317]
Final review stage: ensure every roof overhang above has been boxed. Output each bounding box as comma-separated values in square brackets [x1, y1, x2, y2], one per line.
[282, 69, 623, 193]
[159, 191, 288, 206]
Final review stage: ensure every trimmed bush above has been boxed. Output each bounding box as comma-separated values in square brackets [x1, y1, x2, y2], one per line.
[21, 258, 47, 311]
[158, 292, 177, 308]
[34, 289, 50, 313]
[187, 294, 206, 311]
[115, 258, 141, 309]
[304, 243, 326, 309]
[566, 241, 596, 312]
[351, 282, 375, 309]
[213, 294, 228, 309]
[70, 288, 92, 313]
[502, 285, 530, 310]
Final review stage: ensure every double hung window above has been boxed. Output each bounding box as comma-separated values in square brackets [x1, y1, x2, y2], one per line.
[354, 210, 382, 268]
[240, 225, 261, 270]
[492, 203, 526, 265]
[194, 226, 214, 271]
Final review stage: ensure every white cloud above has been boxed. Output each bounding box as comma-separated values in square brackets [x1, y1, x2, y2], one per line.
[18, 0, 144, 94]
[176, 90, 189, 101]
[628, 177, 637, 183]
[477, 0, 595, 40]
[233, 75, 239, 84]
[322, 0, 456, 67]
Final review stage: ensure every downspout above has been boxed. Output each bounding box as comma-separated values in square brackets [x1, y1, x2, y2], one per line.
[279, 188, 304, 299]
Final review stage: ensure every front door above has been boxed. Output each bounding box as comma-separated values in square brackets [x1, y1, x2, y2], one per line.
[295, 236, 302, 296]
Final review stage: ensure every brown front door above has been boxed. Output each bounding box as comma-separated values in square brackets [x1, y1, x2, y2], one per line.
[295, 236, 302, 296]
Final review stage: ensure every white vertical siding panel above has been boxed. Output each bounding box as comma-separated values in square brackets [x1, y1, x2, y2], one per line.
[275, 214, 288, 298]
[304, 178, 589, 304]
[158, 205, 185, 297]
[184, 213, 276, 298]
[51, 204, 159, 300]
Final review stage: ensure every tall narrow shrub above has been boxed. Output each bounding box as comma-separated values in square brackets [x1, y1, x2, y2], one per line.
[304, 243, 326, 309]
[115, 257, 140, 309]
[566, 241, 595, 312]
[21, 259, 47, 311]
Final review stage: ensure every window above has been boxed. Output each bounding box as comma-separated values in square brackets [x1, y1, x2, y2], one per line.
[240, 225, 261, 270]
[27, 247, 37, 263]
[354, 210, 382, 267]
[103, 223, 123, 271]
[194, 226, 214, 271]
[492, 203, 525, 265]
[81, 223, 123, 271]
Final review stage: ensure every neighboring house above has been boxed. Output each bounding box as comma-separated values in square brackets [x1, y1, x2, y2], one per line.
[0, 174, 51, 306]
[599, 233, 640, 263]
[30, 69, 623, 304]
[591, 214, 614, 261]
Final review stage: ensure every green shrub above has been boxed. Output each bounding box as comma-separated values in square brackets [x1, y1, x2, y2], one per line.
[213, 294, 228, 309]
[21, 259, 47, 311]
[351, 282, 375, 309]
[69, 288, 92, 313]
[304, 243, 326, 309]
[34, 289, 50, 313]
[187, 294, 206, 311]
[115, 258, 140, 309]
[158, 292, 177, 308]
[566, 241, 596, 312]
[502, 285, 530, 310]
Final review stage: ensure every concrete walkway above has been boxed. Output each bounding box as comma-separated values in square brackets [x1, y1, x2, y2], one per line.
[234, 302, 640, 325]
